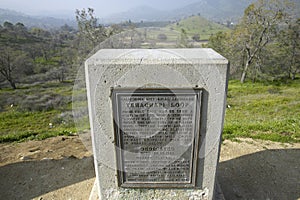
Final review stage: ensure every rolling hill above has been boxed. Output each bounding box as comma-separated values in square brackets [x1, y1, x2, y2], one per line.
[0, 8, 76, 29]
[168, 15, 230, 40]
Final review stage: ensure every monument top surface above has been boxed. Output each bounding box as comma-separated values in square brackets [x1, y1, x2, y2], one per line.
[86, 48, 228, 65]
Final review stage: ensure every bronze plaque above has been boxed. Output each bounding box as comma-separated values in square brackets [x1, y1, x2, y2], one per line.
[112, 88, 202, 188]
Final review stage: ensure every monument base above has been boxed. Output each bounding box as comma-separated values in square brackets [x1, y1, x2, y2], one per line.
[88, 179, 225, 200]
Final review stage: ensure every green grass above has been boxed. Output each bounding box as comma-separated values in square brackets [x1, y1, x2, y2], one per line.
[1, 79, 299, 143]
[133, 16, 230, 48]
[0, 81, 78, 142]
[0, 109, 77, 142]
[223, 79, 300, 143]
[168, 15, 230, 40]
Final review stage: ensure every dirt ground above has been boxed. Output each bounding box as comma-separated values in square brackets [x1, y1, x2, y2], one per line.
[0, 136, 299, 200]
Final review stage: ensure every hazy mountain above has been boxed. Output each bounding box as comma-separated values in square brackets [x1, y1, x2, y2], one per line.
[0, 8, 76, 29]
[103, 0, 256, 23]
[1, 0, 298, 27]
[171, 0, 255, 22]
[102, 6, 164, 23]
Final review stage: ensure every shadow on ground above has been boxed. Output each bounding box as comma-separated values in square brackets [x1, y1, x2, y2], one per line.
[1, 148, 299, 199]
[0, 156, 95, 199]
[218, 149, 300, 200]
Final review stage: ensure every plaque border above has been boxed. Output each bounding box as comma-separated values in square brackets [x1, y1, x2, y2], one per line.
[111, 88, 202, 188]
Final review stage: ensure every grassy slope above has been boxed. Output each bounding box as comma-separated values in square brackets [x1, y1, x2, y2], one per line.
[168, 15, 230, 40]
[224, 79, 300, 143]
[0, 79, 299, 143]
[0, 82, 78, 142]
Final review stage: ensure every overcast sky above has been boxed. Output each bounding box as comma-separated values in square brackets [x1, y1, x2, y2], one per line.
[0, 0, 199, 17]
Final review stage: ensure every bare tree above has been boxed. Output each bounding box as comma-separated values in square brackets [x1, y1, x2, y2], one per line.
[75, 8, 107, 50]
[0, 48, 17, 89]
[236, 0, 291, 83]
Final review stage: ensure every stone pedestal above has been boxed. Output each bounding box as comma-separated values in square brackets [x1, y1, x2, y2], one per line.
[85, 49, 229, 200]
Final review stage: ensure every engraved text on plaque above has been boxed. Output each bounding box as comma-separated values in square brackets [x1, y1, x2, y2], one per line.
[112, 89, 202, 188]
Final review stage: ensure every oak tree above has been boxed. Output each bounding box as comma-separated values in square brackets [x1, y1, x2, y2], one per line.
[236, 0, 291, 83]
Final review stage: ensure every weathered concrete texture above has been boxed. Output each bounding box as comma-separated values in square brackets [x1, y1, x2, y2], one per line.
[85, 49, 229, 200]
[89, 179, 225, 200]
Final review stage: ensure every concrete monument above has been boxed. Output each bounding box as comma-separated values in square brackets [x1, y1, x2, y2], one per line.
[85, 49, 229, 200]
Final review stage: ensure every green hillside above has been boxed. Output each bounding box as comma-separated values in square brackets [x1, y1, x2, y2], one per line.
[168, 15, 230, 40]
[1, 79, 299, 143]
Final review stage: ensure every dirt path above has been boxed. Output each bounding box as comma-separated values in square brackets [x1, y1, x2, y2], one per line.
[0, 136, 94, 200]
[0, 136, 299, 200]
[219, 139, 300, 200]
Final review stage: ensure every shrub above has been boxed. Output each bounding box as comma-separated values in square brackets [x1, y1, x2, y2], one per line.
[157, 33, 168, 41]
[53, 111, 75, 127]
[192, 34, 201, 42]
[17, 94, 71, 112]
